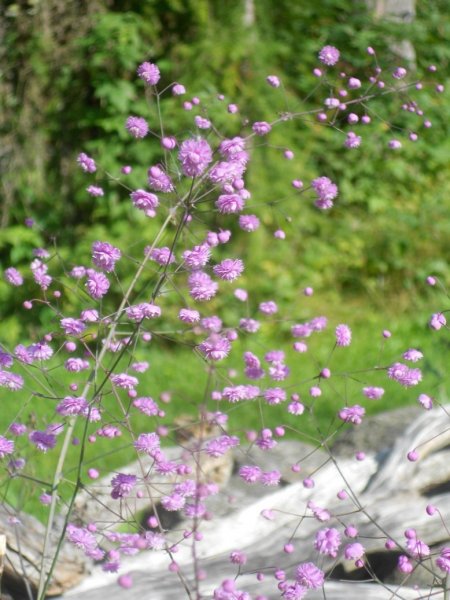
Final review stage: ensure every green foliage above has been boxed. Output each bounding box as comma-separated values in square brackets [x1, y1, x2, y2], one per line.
[1, 0, 449, 331]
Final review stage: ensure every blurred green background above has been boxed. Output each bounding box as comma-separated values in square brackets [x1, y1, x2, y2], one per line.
[1, 0, 449, 322]
[0, 0, 450, 520]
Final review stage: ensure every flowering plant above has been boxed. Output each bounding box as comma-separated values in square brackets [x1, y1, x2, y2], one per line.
[0, 43, 448, 600]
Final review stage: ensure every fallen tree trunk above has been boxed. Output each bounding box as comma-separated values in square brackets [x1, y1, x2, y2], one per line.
[63, 405, 450, 600]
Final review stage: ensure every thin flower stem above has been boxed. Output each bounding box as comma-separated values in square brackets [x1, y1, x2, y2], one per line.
[36, 204, 182, 600]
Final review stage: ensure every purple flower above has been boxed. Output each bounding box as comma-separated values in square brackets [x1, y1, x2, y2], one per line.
[362, 386, 385, 400]
[429, 312, 446, 330]
[244, 351, 264, 379]
[133, 397, 159, 416]
[77, 152, 96, 173]
[92, 241, 121, 272]
[161, 493, 185, 511]
[282, 582, 308, 599]
[388, 139, 402, 150]
[125, 117, 148, 138]
[183, 244, 211, 270]
[335, 324, 352, 346]
[344, 132, 362, 149]
[213, 258, 244, 281]
[292, 323, 313, 338]
[418, 393, 433, 410]
[70, 266, 86, 279]
[4, 267, 23, 286]
[239, 465, 262, 483]
[393, 67, 407, 80]
[67, 524, 100, 556]
[318, 45, 340, 66]
[216, 193, 245, 214]
[195, 115, 211, 129]
[229, 550, 247, 565]
[97, 425, 122, 438]
[126, 303, 161, 321]
[198, 334, 231, 361]
[0, 370, 24, 390]
[137, 61, 160, 85]
[406, 536, 430, 558]
[9, 422, 26, 436]
[234, 288, 248, 301]
[130, 189, 159, 214]
[31, 259, 52, 289]
[307, 500, 330, 522]
[178, 308, 200, 324]
[240, 318, 260, 333]
[403, 348, 423, 362]
[14, 344, 33, 364]
[338, 405, 365, 425]
[188, 271, 218, 302]
[312, 176, 338, 210]
[239, 214, 260, 232]
[28, 342, 53, 361]
[252, 121, 272, 136]
[131, 360, 150, 374]
[33, 247, 49, 259]
[288, 400, 305, 415]
[209, 161, 245, 184]
[161, 136, 177, 150]
[311, 316, 328, 331]
[0, 436, 14, 459]
[348, 77, 362, 89]
[269, 362, 289, 381]
[111, 473, 137, 499]
[222, 385, 260, 402]
[261, 470, 281, 486]
[86, 185, 104, 197]
[398, 555, 413, 573]
[295, 562, 324, 589]
[201, 316, 222, 332]
[173, 480, 196, 497]
[266, 351, 285, 362]
[60, 318, 86, 336]
[134, 432, 160, 456]
[219, 137, 246, 158]
[344, 542, 365, 560]
[259, 301, 278, 315]
[146, 246, 176, 266]
[256, 428, 277, 450]
[314, 527, 342, 557]
[436, 547, 450, 573]
[111, 373, 139, 389]
[172, 83, 185, 95]
[178, 138, 212, 177]
[388, 362, 422, 387]
[86, 270, 110, 299]
[80, 308, 99, 322]
[56, 396, 88, 416]
[266, 75, 281, 88]
[205, 435, 239, 457]
[147, 166, 174, 193]
[264, 387, 286, 405]
[29, 430, 57, 452]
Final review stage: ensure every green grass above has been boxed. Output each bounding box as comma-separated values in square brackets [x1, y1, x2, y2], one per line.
[0, 290, 448, 522]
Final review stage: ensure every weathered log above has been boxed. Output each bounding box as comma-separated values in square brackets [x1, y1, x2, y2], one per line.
[0, 504, 88, 597]
[4, 405, 450, 599]
[64, 406, 450, 600]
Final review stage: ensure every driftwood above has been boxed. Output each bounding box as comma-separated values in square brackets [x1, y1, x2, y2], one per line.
[63, 405, 450, 600]
[0, 504, 88, 598]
